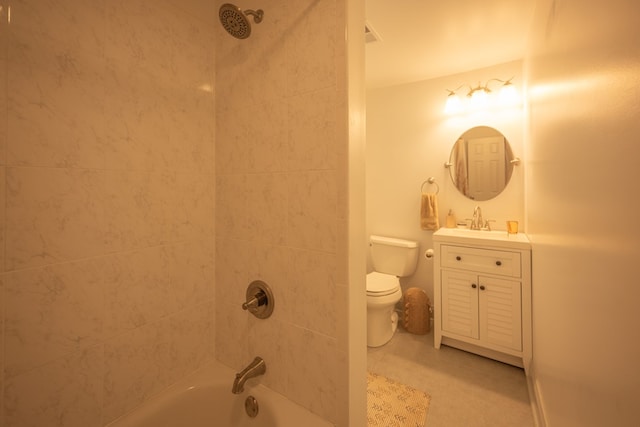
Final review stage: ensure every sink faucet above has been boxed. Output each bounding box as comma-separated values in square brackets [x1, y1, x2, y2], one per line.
[232, 357, 266, 394]
[471, 206, 483, 230]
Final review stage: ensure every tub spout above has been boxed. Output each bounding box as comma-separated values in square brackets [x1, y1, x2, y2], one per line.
[232, 357, 266, 394]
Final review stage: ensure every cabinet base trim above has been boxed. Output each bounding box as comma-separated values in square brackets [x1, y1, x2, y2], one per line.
[441, 337, 524, 369]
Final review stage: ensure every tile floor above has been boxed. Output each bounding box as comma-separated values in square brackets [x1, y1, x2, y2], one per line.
[367, 327, 535, 427]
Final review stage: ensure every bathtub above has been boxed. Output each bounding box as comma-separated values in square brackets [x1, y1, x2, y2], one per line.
[108, 360, 333, 427]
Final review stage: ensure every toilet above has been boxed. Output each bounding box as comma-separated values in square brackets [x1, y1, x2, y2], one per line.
[367, 235, 419, 347]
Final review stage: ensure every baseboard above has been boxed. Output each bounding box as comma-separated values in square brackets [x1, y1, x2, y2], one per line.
[440, 337, 523, 368]
[526, 365, 547, 427]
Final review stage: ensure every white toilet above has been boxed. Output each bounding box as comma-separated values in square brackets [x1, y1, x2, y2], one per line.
[367, 235, 419, 347]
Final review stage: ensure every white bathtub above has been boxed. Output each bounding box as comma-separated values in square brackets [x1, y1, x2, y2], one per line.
[108, 360, 333, 427]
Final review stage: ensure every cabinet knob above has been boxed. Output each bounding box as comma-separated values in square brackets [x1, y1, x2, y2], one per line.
[471, 283, 477, 289]
[495, 260, 502, 266]
[456, 256, 462, 261]
[480, 285, 486, 291]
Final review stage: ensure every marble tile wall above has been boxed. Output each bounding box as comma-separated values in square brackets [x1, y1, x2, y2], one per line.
[1, 0, 216, 426]
[214, 0, 349, 424]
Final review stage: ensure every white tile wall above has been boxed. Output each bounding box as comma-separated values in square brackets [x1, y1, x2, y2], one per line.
[214, 0, 349, 423]
[1, 0, 216, 425]
[0, 0, 351, 425]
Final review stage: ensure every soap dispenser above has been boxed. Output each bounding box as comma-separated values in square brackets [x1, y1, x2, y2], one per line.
[446, 209, 457, 228]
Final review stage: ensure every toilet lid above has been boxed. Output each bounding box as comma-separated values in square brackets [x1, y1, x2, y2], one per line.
[366, 272, 400, 296]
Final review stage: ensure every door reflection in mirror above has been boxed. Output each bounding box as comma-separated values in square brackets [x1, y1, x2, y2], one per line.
[448, 126, 515, 201]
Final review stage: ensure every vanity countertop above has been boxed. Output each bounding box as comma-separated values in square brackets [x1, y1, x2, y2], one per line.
[433, 227, 531, 250]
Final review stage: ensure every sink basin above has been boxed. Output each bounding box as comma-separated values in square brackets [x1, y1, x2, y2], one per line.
[433, 227, 530, 249]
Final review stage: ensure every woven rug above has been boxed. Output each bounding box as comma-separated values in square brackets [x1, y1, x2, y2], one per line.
[367, 372, 431, 427]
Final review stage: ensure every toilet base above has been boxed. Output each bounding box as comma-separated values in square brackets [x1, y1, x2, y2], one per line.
[366, 289, 402, 347]
[367, 310, 398, 347]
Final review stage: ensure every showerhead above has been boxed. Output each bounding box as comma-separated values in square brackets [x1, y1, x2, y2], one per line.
[219, 3, 264, 39]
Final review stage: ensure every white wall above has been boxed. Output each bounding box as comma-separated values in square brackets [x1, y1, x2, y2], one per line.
[525, 0, 640, 425]
[346, 0, 368, 425]
[366, 60, 525, 300]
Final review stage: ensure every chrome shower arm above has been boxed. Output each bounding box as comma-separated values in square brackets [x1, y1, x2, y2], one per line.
[244, 9, 264, 23]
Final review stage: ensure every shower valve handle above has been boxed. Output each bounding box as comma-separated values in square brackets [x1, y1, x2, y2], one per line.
[242, 291, 267, 312]
[242, 280, 275, 319]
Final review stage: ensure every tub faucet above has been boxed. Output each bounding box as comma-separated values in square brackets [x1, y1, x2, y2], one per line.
[232, 357, 266, 394]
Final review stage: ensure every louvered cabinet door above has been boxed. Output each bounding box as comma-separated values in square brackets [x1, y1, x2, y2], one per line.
[441, 270, 479, 340]
[478, 276, 522, 351]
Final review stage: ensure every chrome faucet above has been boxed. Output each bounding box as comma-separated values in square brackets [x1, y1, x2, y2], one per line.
[471, 206, 483, 230]
[232, 357, 266, 394]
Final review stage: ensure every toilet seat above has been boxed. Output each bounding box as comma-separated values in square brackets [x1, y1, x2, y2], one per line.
[366, 272, 400, 297]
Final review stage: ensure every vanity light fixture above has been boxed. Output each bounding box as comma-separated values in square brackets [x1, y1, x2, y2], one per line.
[444, 77, 518, 114]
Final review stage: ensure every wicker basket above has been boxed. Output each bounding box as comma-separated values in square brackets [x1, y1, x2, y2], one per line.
[403, 287, 430, 335]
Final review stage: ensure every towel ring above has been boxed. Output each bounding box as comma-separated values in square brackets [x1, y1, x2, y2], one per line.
[421, 177, 439, 194]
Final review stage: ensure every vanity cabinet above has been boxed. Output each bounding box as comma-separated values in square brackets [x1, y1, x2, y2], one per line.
[433, 229, 531, 372]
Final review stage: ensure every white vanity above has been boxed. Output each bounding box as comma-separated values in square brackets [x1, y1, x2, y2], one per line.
[433, 228, 531, 372]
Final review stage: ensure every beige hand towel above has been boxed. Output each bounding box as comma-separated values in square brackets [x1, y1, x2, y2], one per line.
[420, 193, 439, 230]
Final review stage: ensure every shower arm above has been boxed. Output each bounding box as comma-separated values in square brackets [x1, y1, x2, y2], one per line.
[244, 9, 264, 23]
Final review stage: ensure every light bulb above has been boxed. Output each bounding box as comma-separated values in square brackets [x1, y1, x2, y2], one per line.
[444, 93, 462, 114]
[499, 82, 518, 105]
[469, 88, 489, 110]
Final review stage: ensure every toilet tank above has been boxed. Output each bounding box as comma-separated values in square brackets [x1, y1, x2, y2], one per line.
[370, 235, 419, 277]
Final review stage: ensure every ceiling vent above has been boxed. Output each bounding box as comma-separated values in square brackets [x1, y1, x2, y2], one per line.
[365, 22, 381, 44]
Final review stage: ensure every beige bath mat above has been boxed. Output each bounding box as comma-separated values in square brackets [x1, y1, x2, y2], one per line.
[367, 372, 431, 426]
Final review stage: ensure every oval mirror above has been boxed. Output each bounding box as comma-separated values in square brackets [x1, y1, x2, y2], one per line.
[448, 126, 515, 201]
